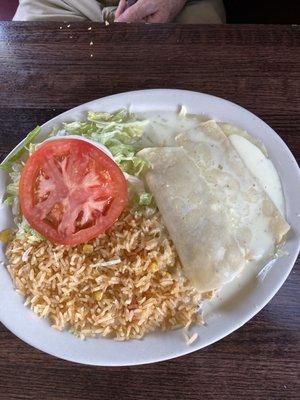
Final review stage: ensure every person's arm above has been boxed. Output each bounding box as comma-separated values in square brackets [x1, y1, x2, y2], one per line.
[13, 0, 103, 22]
[115, 0, 187, 23]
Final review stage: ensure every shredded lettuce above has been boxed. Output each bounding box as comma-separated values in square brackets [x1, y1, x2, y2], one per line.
[135, 191, 157, 216]
[0, 127, 43, 239]
[0, 126, 41, 172]
[27, 142, 41, 156]
[6, 181, 19, 196]
[1, 110, 153, 242]
[109, 143, 135, 158]
[64, 121, 96, 137]
[137, 192, 153, 206]
[60, 109, 149, 177]
[87, 109, 130, 124]
[125, 174, 157, 217]
[15, 218, 44, 242]
[3, 196, 14, 206]
[2, 163, 22, 215]
[118, 157, 149, 176]
[1, 127, 41, 226]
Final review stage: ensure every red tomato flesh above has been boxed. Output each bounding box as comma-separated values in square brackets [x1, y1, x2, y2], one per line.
[19, 139, 128, 245]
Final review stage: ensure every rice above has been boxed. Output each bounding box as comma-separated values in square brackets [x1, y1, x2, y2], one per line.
[5, 211, 203, 341]
[184, 332, 199, 345]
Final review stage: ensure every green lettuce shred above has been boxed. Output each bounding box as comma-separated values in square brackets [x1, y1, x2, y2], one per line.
[2, 110, 153, 242]
[27, 143, 41, 156]
[3, 196, 14, 206]
[118, 157, 149, 176]
[6, 181, 19, 196]
[61, 109, 149, 176]
[87, 109, 129, 123]
[137, 192, 153, 206]
[16, 218, 44, 242]
[0, 126, 41, 172]
[130, 186, 157, 217]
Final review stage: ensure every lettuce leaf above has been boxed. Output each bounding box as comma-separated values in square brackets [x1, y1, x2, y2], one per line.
[3, 196, 14, 206]
[87, 109, 129, 123]
[16, 218, 44, 242]
[0, 126, 41, 172]
[1, 110, 152, 240]
[6, 181, 19, 196]
[137, 192, 153, 206]
[62, 109, 149, 176]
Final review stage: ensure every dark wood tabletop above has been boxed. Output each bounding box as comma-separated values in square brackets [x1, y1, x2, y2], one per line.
[0, 22, 299, 400]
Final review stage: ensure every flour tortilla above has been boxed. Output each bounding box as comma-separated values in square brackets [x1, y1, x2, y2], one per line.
[139, 121, 289, 292]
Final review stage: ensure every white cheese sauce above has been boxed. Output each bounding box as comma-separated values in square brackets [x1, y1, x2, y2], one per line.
[139, 111, 285, 219]
[139, 111, 209, 147]
[136, 110, 287, 311]
[229, 134, 285, 216]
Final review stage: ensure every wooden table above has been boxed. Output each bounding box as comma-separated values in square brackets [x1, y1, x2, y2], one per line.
[0, 22, 299, 400]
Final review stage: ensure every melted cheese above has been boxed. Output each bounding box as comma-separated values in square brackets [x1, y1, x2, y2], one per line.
[139, 120, 289, 292]
[229, 134, 285, 215]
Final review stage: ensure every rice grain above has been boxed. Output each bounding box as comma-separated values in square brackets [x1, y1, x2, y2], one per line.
[5, 211, 203, 341]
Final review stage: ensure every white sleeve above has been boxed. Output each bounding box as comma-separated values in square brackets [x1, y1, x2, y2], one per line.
[13, 0, 104, 22]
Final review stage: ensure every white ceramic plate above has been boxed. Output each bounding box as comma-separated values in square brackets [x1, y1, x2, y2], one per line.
[0, 89, 299, 366]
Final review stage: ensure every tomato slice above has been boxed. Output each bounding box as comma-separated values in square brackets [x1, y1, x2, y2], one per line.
[19, 139, 128, 245]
